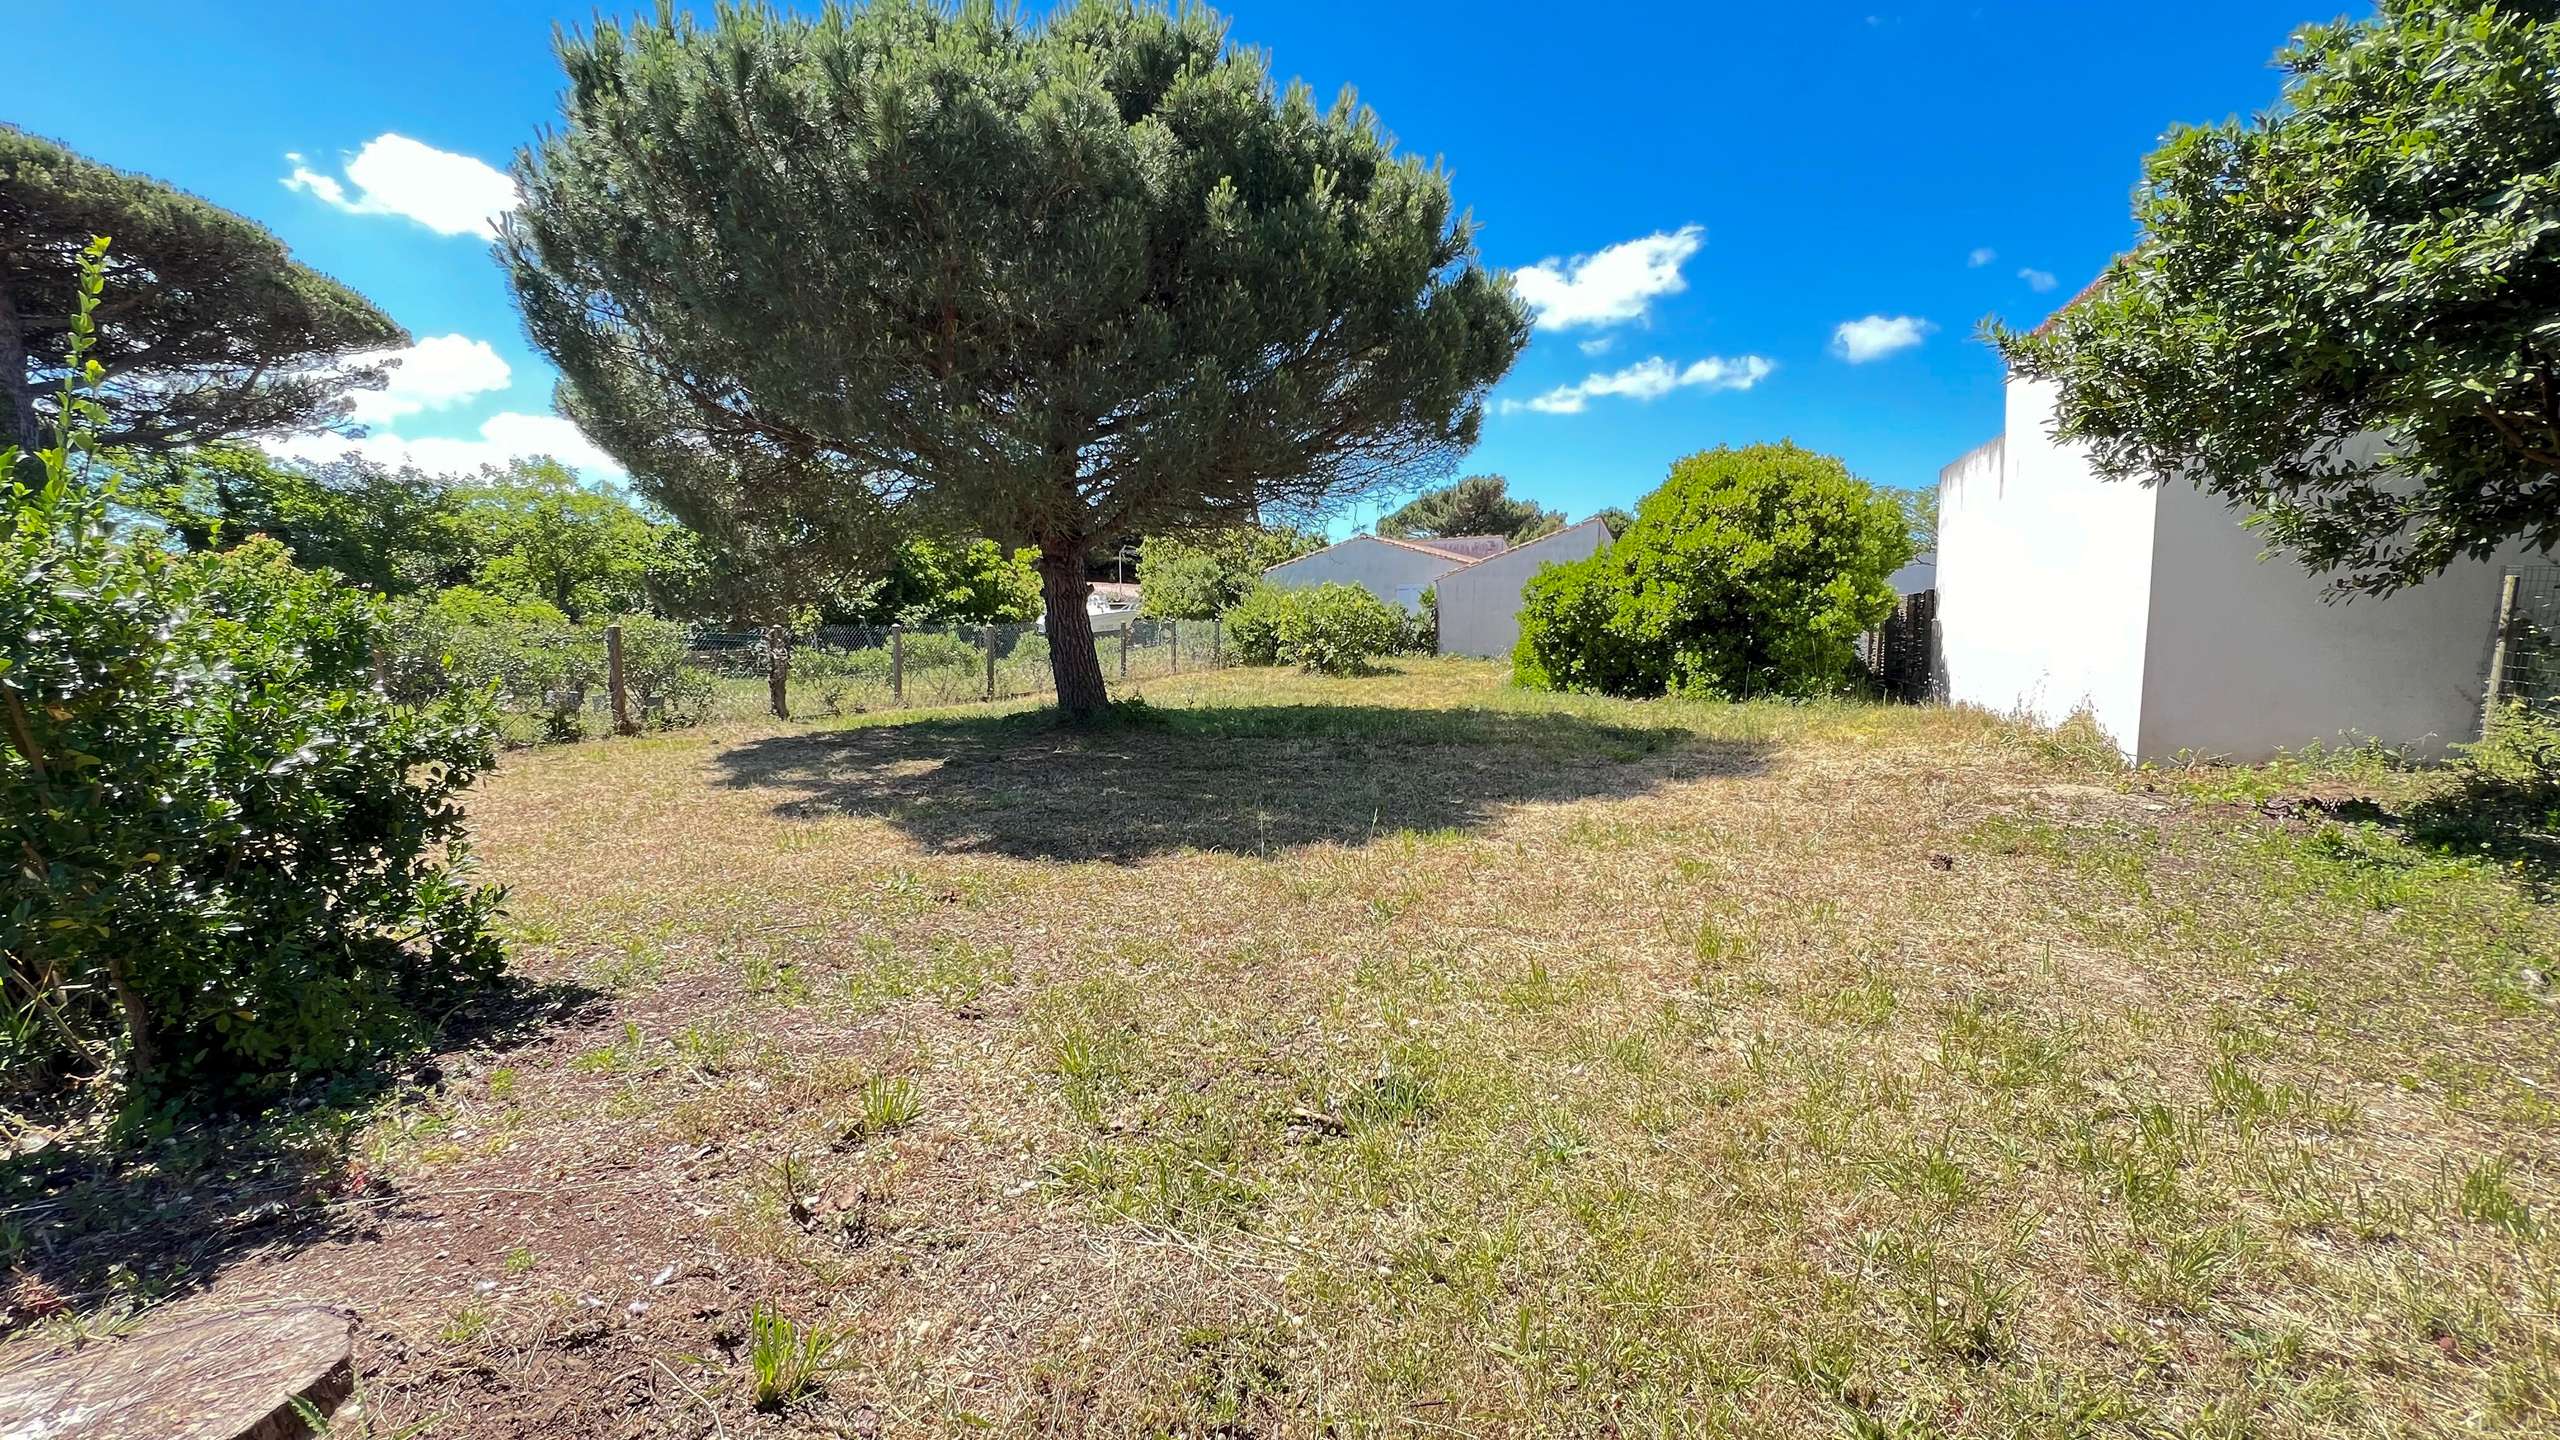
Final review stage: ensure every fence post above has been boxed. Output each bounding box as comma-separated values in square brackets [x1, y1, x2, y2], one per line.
[983, 625, 997, 701]
[606, 622, 634, 735]
[2484, 571, 2522, 737]
[1211, 619, 1221, 666]
[891, 625, 905, 705]
[1169, 619, 1180, 673]
[1118, 620, 1131, 680]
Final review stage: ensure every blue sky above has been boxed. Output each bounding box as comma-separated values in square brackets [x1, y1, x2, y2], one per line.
[18, 0, 2348, 532]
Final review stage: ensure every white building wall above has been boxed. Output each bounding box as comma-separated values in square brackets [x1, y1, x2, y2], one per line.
[1264, 536, 1460, 612]
[2134, 471, 2517, 762]
[1435, 518, 1614, 658]
[1934, 378, 2161, 759]
[1942, 379, 2518, 763]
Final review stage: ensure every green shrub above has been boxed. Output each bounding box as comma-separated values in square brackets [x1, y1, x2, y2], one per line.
[1274, 583, 1406, 675]
[380, 588, 712, 741]
[2, 247, 503, 1101]
[899, 629, 986, 673]
[1223, 584, 1292, 666]
[2405, 702, 2560, 879]
[1406, 586, 1438, 655]
[1514, 442, 1912, 699]
[616, 614, 713, 727]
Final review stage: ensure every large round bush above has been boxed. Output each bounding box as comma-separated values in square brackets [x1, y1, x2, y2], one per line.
[1514, 443, 1912, 699]
[3, 530, 505, 1101]
[1276, 583, 1407, 675]
[1222, 584, 1294, 666]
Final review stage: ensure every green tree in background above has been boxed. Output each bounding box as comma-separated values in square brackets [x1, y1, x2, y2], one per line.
[2, 127, 404, 458]
[838, 538, 1043, 627]
[1996, 0, 2560, 594]
[120, 445, 474, 593]
[123, 451, 698, 622]
[1586, 507, 1635, 537]
[1380, 474, 1563, 545]
[503, 0, 1527, 717]
[1895, 487, 1937, 553]
[456, 459, 679, 621]
[1137, 526, 1327, 619]
[1514, 443, 1912, 699]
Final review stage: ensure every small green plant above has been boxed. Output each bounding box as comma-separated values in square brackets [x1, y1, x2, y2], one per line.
[858, 1075, 920, 1136]
[745, 1302, 851, 1410]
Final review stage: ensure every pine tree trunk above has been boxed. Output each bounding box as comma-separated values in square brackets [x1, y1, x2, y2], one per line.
[763, 625, 792, 720]
[0, 286, 41, 456]
[1039, 544, 1109, 719]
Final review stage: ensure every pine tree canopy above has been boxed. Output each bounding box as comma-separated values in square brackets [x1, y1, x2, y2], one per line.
[1378, 474, 1563, 545]
[1, 126, 405, 457]
[501, 0, 1528, 714]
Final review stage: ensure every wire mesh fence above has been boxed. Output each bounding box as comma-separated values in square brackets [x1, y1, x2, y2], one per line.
[2486, 565, 2560, 719]
[686, 617, 1229, 723]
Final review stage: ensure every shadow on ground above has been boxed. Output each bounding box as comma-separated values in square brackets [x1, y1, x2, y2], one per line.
[712, 701, 1773, 863]
[1, 977, 603, 1340]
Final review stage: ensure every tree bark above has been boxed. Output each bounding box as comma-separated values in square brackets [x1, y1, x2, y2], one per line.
[763, 624, 792, 720]
[0, 285, 43, 456]
[1038, 543, 1109, 719]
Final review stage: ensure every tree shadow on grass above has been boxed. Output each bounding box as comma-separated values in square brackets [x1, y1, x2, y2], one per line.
[1, 976, 604, 1342]
[2391, 783, 2560, 900]
[711, 701, 1774, 863]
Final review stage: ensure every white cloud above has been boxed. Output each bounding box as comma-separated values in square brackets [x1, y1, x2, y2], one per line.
[284, 134, 519, 239]
[1576, 335, 1616, 357]
[270, 412, 624, 481]
[1968, 247, 1998, 268]
[1511, 225, 1704, 330]
[2018, 267, 2059, 293]
[345, 335, 512, 424]
[1498, 354, 1773, 416]
[1830, 314, 1934, 363]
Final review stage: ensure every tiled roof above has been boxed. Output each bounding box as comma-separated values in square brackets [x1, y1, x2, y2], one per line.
[1417, 534, 1512, 560]
[1369, 535, 1494, 563]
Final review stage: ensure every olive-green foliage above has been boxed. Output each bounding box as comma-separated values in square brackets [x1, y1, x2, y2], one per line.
[0, 126, 405, 455]
[831, 537, 1041, 627]
[504, 0, 1527, 712]
[1138, 526, 1327, 620]
[1996, 2, 2560, 595]
[1221, 584, 1294, 666]
[1277, 583, 1407, 675]
[1226, 582, 1406, 674]
[382, 588, 711, 743]
[124, 448, 700, 621]
[1513, 443, 1912, 699]
[2, 246, 503, 1101]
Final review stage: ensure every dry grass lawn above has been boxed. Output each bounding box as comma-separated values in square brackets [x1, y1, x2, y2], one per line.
[8, 659, 2558, 1438]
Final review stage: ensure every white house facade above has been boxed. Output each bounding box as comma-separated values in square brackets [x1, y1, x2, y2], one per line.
[1936, 375, 2524, 763]
[1434, 518, 1615, 658]
[1263, 534, 1490, 612]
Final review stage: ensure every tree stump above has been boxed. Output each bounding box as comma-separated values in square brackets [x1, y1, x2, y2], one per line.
[0, 1304, 356, 1440]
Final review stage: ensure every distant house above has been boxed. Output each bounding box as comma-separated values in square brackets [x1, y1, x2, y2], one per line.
[1935, 376, 2525, 763]
[1263, 533, 1510, 612]
[1887, 551, 1937, 596]
[1434, 518, 1615, 658]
